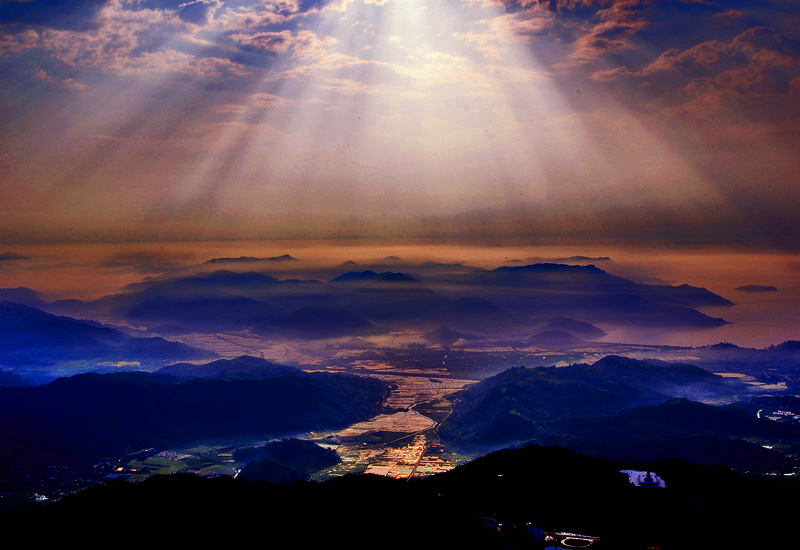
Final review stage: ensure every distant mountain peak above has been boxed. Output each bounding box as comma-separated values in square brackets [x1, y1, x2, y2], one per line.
[204, 254, 299, 264]
[0, 252, 29, 261]
[373, 272, 417, 283]
[330, 270, 379, 282]
[190, 270, 280, 284]
[330, 270, 417, 284]
[157, 355, 297, 379]
[735, 285, 778, 292]
[493, 262, 607, 274]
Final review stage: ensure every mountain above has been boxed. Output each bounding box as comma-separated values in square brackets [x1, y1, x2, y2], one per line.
[235, 439, 340, 482]
[0, 252, 29, 261]
[0, 371, 388, 489]
[439, 363, 667, 449]
[0, 369, 33, 387]
[735, 285, 778, 292]
[0, 302, 211, 366]
[587, 355, 723, 391]
[440, 356, 745, 454]
[253, 307, 387, 340]
[334, 260, 361, 271]
[5, 445, 797, 547]
[330, 270, 382, 282]
[774, 340, 800, 351]
[646, 283, 735, 307]
[79, 262, 732, 338]
[157, 355, 298, 380]
[534, 316, 607, 338]
[546, 398, 797, 470]
[527, 255, 611, 264]
[527, 330, 584, 347]
[330, 270, 417, 283]
[204, 255, 299, 264]
[426, 263, 731, 328]
[124, 295, 286, 331]
[109, 271, 283, 310]
[0, 288, 51, 310]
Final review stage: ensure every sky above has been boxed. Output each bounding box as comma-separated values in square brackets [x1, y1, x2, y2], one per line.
[1, 0, 799, 247]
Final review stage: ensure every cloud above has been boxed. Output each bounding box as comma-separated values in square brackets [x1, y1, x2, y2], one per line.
[569, 18, 647, 62]
[0, 0, 110, 31]
[597, 26, 800, 111]
[177, 0, 221, 25]
[33, 68, 86, 90]
[0, 29, 39, 56]
[1, 0, 799, 249]
[228, 30, 294, 53]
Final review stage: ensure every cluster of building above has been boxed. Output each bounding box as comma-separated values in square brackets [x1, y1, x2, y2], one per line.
[620, 469, 666, 488]
[476, 515, 602, 549]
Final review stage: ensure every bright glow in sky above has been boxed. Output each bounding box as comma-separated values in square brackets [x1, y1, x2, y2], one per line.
[1, 0, 799, 246]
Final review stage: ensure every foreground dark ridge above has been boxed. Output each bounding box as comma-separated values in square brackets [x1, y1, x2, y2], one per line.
[4, 445, 796, 548]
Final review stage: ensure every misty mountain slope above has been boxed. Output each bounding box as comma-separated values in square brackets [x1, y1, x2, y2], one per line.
[124, 270, 282, 295]
[329, 270, 417, 283]
[575, 355, 729, 396]
[252, 307, 388, 340]
[91, 270, 289, 316]
[533, 316, 608, 338]
[0, 371, 388, 488]
[0, 368, 33, 387]
[425, 263, 731, 328]
[157, 355, 298, 380]
[646, 283, 734, 307]
[0, 302, 211, 366]
[439, 365, 669, 448]
[439, 356, 746, 453]
[74, 262, 733, 337]
[123, 295, 286, 331]
[286, 272, 540, 334]
[0, 288, 52, 310]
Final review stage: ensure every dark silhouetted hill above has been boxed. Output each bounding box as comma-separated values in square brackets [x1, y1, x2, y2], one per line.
[0, 371, 387, 489]
[440, 356, 753, 464]
[536, 316, 607, 338]
[0, 302, 210, 366]
[735, 285, 778, 292]
[426, 263, 731, 328]
[124, 295, 285, 331]
[647, 283, 734, 307]
[204, 254, 299, 265]
[157, 355, 298, 380]
[4, 445, 797, 548]
[236, 439, 340, 482]
[0, 369, 33, 387]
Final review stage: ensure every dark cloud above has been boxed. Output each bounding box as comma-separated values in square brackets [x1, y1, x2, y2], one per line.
[0, 0, 109, 31]
[177, 0, 219, 25]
